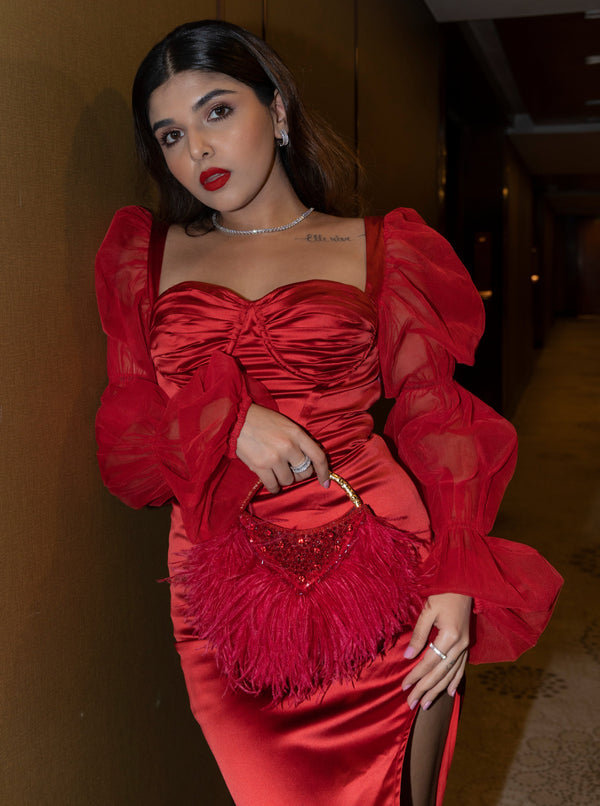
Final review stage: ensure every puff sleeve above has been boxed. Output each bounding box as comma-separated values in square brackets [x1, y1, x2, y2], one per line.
[377, 208, 562, 663]
[95, 206, 274, 542]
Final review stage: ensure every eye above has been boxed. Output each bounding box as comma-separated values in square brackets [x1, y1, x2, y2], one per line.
[158, 129, 183, 148]
[207, 104, 233, 122]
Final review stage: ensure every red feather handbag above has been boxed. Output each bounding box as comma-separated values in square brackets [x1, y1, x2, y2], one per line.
[167, 473, 425, 704]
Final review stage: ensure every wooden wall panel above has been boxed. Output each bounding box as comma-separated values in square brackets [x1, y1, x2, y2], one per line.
[577, 218, 600, 316]
[265, 0, 356, 148]
[1, 4, 233, 804]
[533, 198, 556, 348]
[357, 0, 441, 221]
[221, 0, 264, 36]
[502, 144, 535, 416]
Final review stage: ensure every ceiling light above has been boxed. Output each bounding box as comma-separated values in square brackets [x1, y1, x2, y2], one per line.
[585, 55, 600, 65]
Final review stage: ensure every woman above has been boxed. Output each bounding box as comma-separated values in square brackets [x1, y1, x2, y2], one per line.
[95, 20, 562, 806]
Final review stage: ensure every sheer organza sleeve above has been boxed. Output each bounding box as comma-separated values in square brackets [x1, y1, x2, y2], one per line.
[377, 208, 562, 662]
[95, 206, 273, 542]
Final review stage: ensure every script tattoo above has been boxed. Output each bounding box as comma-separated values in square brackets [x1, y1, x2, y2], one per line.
[296, 233, 360, 242]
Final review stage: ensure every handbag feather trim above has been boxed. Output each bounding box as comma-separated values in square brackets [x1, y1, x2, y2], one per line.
[167, 487, 425, 704]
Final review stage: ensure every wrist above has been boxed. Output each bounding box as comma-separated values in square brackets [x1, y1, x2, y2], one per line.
[227, 396, 253, 459]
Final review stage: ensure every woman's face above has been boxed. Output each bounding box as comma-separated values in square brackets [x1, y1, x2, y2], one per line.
[148, 70, 287, 214]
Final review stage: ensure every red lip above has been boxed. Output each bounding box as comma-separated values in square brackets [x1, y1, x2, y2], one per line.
[199, 168, 231, 191]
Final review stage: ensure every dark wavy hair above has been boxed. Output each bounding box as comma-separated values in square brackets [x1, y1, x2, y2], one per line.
[132, 20, 363, 229]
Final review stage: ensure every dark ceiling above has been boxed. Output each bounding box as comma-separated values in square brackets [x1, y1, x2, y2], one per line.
[496, 13, 600, 125]
[423, 1, 600, 217]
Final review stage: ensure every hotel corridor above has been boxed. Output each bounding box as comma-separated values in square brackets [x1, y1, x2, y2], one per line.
[446, 316, 600, 806]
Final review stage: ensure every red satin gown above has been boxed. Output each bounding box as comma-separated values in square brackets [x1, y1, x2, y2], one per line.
[95, 206, 562, 805]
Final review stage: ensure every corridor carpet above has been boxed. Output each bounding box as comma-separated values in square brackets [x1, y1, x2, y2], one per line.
[444, 316, 600, 806]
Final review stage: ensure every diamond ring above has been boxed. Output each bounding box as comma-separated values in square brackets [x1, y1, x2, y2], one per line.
[289, 455, 312, 474]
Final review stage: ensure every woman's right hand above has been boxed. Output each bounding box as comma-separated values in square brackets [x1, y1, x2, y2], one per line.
[236, 404, 330, 493]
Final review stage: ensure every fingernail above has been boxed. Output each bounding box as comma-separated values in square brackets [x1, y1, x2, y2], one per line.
[402, 682, 413, 691]
[404, 646, 416, 659]
[422, 701, 431, 711]
[323, 479, 330, 488]
[448, 688, 456, 697]
[409, 699, 418, 710]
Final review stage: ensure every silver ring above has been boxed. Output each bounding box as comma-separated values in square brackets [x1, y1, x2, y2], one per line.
[429, 642, 447, 661]
[289, 455, 312, 474]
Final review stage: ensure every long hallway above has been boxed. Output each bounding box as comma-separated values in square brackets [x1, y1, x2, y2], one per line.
[445, 317, 600, 805]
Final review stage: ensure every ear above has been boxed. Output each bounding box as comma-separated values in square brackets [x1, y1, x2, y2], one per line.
[270, 90, 288, 136]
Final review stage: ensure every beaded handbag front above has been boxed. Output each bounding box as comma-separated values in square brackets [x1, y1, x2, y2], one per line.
[241, 473, 363, 592]
[168, 473, 425, 704]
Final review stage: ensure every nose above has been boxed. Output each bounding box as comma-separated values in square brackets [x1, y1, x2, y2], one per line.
[188, 130, 212, 161]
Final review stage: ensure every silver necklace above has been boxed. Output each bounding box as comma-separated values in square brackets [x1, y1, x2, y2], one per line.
[212, 207, 314, 236]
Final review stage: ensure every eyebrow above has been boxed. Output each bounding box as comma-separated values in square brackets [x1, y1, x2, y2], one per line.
[152, 88, 237, 132]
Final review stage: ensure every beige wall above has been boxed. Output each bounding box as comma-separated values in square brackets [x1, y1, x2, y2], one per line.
[357, 0, 442, 222]
[1, 2, 440, 803]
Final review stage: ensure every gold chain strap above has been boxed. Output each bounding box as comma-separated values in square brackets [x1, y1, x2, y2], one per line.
[329, 472, 362, 508]
[241, 471, 362, 511]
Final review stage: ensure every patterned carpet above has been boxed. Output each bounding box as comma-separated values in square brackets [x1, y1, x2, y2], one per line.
[444, 317, 600, 806]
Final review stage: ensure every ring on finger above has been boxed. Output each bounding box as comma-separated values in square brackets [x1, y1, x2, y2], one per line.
[428, 642, 447, 661]
[289, 455, 312, 474]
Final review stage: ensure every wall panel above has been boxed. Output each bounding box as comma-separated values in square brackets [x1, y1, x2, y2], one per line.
[221, 0, 264, 36]
[502, 144, 535, 415]
[357, 0, 441, 221]
[577, 218, 600, 315]
[1, 4, 233, 804]
[266, 0, 356, 148]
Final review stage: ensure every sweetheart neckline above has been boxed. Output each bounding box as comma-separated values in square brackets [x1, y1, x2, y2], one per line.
[154, 277, 372, 306]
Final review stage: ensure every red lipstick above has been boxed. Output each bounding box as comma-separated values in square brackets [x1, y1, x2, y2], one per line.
[200, 168, 231, 191]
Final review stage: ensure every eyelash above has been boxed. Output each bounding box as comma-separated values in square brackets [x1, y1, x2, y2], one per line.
[158, 104, 234, 148]
[207, 104, 233, 121]
[159, 130, 182, 148]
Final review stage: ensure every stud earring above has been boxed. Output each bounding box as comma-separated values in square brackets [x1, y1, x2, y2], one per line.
[278, 128, 290, 148]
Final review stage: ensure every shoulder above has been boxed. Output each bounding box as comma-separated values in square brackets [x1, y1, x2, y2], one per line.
[96, 205, 154, 282]
[95, 206, 155, 331]
[97, 205, 154, 258]
[376, 208, 485, 365]
[380, 207, 460, 267]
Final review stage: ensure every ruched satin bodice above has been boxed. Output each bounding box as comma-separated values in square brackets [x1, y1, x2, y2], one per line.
[150, 279, 382, 462]
[149, 275, 426, 527]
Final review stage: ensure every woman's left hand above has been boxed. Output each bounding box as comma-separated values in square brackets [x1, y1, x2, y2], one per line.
[401, 593, 471, 710]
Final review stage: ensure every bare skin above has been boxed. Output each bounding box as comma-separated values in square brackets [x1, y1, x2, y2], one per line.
[149, 68, 471, 804]
[160, 212, 366, 299]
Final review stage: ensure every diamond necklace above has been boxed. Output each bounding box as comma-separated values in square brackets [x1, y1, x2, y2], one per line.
[212, 207, 314, 236]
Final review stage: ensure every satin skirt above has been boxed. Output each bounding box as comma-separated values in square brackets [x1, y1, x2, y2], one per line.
[168, 485, 460, 806]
